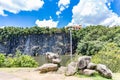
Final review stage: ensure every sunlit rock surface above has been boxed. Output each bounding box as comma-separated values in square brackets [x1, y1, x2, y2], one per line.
[0, 33, 70, 55]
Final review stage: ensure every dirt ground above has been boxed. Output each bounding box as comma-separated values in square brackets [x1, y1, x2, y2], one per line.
[0, 68, 92, 80]
[0, 68, 119, 80]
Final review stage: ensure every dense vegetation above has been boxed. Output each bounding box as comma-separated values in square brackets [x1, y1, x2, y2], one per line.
[1, 25, 120, 72]
[0, 50, 38, 67]
[0, 26, 68, 42]
[92, 43, 120, 72]
[73, 25, 120, 72]
[73, 25, 120, 55]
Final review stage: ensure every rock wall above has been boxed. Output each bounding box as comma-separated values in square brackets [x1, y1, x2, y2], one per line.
[0, 33, 70, 55]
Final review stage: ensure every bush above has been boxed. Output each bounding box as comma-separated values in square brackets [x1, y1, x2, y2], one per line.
[76, 41, 104, 55]
[92, 43, 120, 72]
[14, 55, 38, 67]
[12, 50, 38, 67]
[3, 57, 15, 67]
[0, 53, 5, 67]
[0, 52, 38, 67]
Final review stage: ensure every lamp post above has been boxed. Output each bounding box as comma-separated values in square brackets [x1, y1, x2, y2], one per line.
[69, 27, 73, 61]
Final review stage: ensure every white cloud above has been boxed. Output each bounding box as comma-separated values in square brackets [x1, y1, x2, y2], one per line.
[56, 11, 61, 16]
[35, 18, 58, 28]
[0, 0, 44, 16]
[68, 0, 120, 27]
[56, 0, 70, 16]
[0, 26, 5, 28]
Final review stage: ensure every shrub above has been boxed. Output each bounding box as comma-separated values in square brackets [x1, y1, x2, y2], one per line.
[12, 50, 39, 67]
[14, 55, 38, 67]
[3, 57, 15, 67]
[0, 52, 38, 67]
[0, 53, 5, 67]
[92, 43, 120, 72]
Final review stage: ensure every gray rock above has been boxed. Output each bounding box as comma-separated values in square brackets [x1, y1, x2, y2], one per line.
[77, 56, 91, 69]
[57, 66, 67, 74]
[65, 62, 77, 76]
[96, 64, 112, 79]
[36, 63, 58, 73]
[45, 52, 61, 64]
[87, 62, 97, 70]
[0, 33, 70, 55]
[83, 69, 96, 76]
[52, 58, 61, 64]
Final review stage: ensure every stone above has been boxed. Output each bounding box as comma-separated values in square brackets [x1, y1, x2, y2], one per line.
[83, 69, 96, 76]
[87, 62, 97, 70]
[96, 64, 112, 79]
[65, 62, 77, 76]
[77, 56, 91, 69]
[37, 63, 58, 73]
[52, 58, 61, 64]
[45, 52, 61, 64]
[57, 66, 67, 74]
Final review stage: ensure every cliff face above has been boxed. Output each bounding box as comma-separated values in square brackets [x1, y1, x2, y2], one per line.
[0, 33, 70, 55]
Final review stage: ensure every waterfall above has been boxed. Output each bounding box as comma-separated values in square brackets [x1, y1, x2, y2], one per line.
[24, 38, 30, 55]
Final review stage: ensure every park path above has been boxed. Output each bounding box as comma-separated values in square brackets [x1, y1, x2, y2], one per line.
[0, 68, 92, 80]
[0, 71, 22, 80]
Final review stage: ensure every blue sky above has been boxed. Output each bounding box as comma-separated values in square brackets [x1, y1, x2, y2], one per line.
[0, 0, 120, 28]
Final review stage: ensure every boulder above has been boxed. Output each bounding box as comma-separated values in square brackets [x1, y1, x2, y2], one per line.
[52, 58, 61, 64]
[83, 69, 96, 76]
[45, 52, 61, 64]
[96, 64, 112, 79]
[57, 66, 67, 74]
[77, 56, 91, 69]
[37, 63, 58, 73]
[65, 62, 77, 76]
[87, 62, 97, 70]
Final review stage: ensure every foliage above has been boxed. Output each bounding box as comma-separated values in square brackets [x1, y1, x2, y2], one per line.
[3, 57, 15, 67]
[0, 52, 38, 67]
[72, 25, 108, 42]
[73, 25, 120, 54]
[0, 26, 68, 42]
[74, 26, 120, 73]
[14, 55, 38, 67]
[0, 53, 5, 67]
[92, 43, 120, 72]
[76, 41, 104, 55]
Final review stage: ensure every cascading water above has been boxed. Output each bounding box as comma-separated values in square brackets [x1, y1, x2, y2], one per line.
[24, 37, 30, 55]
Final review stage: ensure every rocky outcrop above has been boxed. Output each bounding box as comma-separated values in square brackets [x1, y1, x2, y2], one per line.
[96, 64, 112, 79]
[37, 52, 62, 73]
[57, 66, 67, 74]
[45, 52, 61, 64]
[77, 56, 91, 69]
[82, 69, 96, 76]
[0, 33, 70, 55]
[66, 56, 113, 79]
[87, 62, 97, 70]
[36, 63, 58, 73]
[36, 55, 113, 79]
[65, 62, 77, 76]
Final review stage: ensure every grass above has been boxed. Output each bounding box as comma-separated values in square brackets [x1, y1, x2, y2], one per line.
[75, 72, 120, 80]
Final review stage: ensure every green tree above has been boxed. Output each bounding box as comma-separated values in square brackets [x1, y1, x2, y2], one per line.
[76, 41, 104, 55]
[92, 42, 120, 72]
